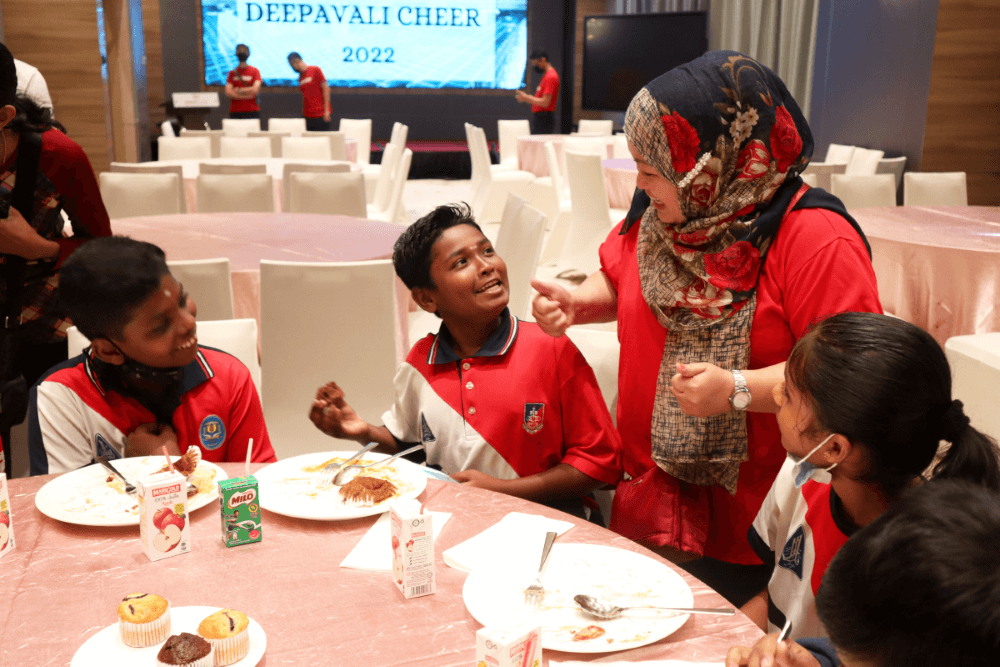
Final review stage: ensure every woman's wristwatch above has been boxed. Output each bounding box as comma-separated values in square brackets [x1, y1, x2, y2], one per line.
[729, 369, 752, 411]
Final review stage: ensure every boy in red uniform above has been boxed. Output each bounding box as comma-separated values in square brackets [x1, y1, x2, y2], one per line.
[225, 44, 262, 119]
[287, 52, 331, 131]
[515, 49, 559, 134]
[309, 204, 621, 520]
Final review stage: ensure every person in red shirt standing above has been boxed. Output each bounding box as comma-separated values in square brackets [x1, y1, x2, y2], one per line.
[225, 44, 262, 119]
[287, 52, 331, 131]
[515, 49, 559, 135]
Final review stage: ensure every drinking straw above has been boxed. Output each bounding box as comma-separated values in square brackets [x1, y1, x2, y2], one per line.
[161, 446, 175, 473]
[245, 438, 253, 478]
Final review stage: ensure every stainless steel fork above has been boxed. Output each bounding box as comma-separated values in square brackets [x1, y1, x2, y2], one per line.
[314, 442, 378, 488]
[524, 531, 557, 608]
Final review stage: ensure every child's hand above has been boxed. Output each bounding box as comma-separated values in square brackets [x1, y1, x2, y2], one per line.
[670, 362, 735, 417]
[725, 636, 820, 667]
[309, 382, 369, 441]
[531, 279, 575, 337]
[125, 423, 180, 458]
[451, 469, 503, 491]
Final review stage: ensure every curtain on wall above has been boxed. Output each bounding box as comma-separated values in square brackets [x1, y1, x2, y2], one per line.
[607, 0, 818, 119]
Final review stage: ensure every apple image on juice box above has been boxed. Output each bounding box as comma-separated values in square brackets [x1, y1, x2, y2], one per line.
[0, 475, 15, 558]
[137, 471, 191, 562]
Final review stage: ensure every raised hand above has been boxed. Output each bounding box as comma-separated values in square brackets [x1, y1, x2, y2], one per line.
[530, 279, 575, 337]
[309, 381, 370, 441]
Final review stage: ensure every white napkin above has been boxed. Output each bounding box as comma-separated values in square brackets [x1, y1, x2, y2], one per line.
[551, 662, 723, 667]
[442, 511, 575, 573]
[340, 510, 452, 571]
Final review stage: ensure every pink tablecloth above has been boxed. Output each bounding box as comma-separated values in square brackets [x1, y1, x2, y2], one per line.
[852, 206, 1000, 344]
[603, 158, 638, 210]
[0, 464, 763, 666]
[518, 135, 615, 177]
[111, 213, 410, 362]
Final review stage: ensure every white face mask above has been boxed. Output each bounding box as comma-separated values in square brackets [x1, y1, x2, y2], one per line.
[789, 433, 838, 488]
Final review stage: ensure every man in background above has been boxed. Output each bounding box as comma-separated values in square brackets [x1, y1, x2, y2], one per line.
[287, 52, 331, 131]
[14, 58, 53, 111]
[225, 44, 262, 119]
[515, 49, 559, 134]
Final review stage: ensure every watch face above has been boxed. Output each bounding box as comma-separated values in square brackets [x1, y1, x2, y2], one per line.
[732, 391, 751, 410]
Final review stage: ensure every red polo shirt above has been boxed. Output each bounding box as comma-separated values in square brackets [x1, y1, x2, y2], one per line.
[298, 65, 327, 118]
[227, 65, 261, 113]
[532, 68, 559, 113]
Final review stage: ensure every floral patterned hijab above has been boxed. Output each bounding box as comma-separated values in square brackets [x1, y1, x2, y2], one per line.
[624, 51, 867, 494]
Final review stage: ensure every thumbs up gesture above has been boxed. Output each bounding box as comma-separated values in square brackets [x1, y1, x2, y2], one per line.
[530, 279, 576, 337]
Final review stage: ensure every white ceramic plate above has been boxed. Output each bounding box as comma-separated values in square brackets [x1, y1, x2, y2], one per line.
[71, 605, 265, 666]
[463, 543, 694, 653]
[254, 451, 427, 520]
[35, 457, 226, 527]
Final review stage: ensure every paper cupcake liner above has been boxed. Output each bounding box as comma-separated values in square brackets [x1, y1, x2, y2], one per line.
[119, 602, 171, 647]
[207, 628, 249, 667]
[156, 644, 214, 667]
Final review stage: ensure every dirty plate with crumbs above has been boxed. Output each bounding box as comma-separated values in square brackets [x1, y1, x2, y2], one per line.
[34, 456, 225, 527]
[254, 451, 426, 520]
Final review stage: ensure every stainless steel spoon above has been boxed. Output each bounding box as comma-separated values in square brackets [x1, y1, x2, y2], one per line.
[574, 594, 735, 619]
[97, 456, 136, 494]
[333, 444, 425, 485]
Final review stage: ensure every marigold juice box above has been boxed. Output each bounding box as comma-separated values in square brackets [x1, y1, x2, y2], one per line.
[475, 620, 542, 667]
[137, 471, 190, 562]
[0, 473, 15, 559]
[390, 498, 435, 598]
[219, 476, 262, 547]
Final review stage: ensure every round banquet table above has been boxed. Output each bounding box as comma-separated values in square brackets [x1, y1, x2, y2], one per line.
[517, 135, 615, 177]
[153, 157, 360, 213]
[603, 158, 638, 210]
[0, 463, 763, 666]
[111, 213, 410, 362]
[851, 206, 1000, 345]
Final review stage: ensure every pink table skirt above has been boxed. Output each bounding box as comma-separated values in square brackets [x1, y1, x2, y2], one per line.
[518, 135, 615, 177]
[0, 464, 763, 666]
[851, 206, 1000, 345]
[603, 158, 638, 210]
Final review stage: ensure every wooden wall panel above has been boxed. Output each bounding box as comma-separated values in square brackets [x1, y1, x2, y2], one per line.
[142, 0, 166, 127]
[2, 0, 111, 173]
[921, 0, 1000, 205]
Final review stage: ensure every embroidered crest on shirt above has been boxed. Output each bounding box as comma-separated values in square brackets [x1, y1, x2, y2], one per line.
[95, 433, 120, 460]
[778, 525, 806, 580]
[420, 413, 436, 444]
[199, 415, 226, 451]
[523, 403, 545, 434]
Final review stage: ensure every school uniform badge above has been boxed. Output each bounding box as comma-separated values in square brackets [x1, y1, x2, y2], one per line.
[420, 413, 436, 444]
[523, 403, 545, 434]
[778, 524, 806, 580]
[199, 415, 226, 451]
[95, 433, 120, 460]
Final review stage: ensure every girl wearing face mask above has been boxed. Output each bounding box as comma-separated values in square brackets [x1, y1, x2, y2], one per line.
[739, 311, 1000, 645]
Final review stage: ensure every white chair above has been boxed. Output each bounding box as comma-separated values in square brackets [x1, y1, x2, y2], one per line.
[537, 142, 575, 266]
[158, 136, 212, 161]
[303, 131, 349, 160]
[260, 259, 397, 456]
[248, 131, 290, 158]
[268, 118, 307, 136]
[179, 129, 224, 157]
[558, 150, 629, 273]
[800, 173, 818, 187]
[166, 258, 235, 321]
[560, 135, 609, 185]
[367, 147, 412, 223]
[494, 194, 547, 320]
[830, 174, 897, 210]
[824, 143, 856, 164]
[198, 162, 266, 175]
[280, 162, 351, 208]
[68, 319, 261, 396]
[339, 118, 372, 164]
[287, 171, 367, 217]
[945, 333, 1000, 445]
[904, 172, 968, 206]
[221, 118, 262, 137]
[497, 119, 530, 169]
[564, 328, 620, 415]
[160, 120, 176, 138]
[219, 136, 273, 159]
[109, 162, 187, 212]
[845, 147, 885, 176]
[281, 136, 333, 161]
[99, 172, 184, 219]
[577, 119, 613, 135]
[389, 121, 409, 148]
[196, 173, 275, 213]
[876, 156, 907, 193]
[369, 143, 401, 214]
[801, 162, 847, 191]
[465, 124, 535, 223]
[612, 134, 630, 159]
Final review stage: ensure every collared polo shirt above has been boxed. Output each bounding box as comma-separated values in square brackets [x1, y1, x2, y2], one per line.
[382, 309, 620, 484]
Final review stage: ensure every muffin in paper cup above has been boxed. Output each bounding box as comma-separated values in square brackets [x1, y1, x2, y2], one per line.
[197, 609, 250, 666]
[156, 632, 215, 667]
[117, 593, 171, 647]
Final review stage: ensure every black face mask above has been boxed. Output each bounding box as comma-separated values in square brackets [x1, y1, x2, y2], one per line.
[236, 52, 249, 63]
[533, 65, 545, 74]
[104, 343, 185, 423]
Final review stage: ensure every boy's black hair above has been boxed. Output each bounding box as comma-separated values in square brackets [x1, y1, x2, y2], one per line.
[236, 44, 250, 58]
[392, 202, 482, 291]
[817, 479, 1000, 667]
[0, 42, 15, 107]
[529, 49, 548, 61]
[58, 237, 170, 342]
[287, 51, 302, 62]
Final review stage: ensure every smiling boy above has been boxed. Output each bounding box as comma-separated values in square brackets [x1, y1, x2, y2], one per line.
[28, 237, 276, 475]
[309, 204, 621, 518]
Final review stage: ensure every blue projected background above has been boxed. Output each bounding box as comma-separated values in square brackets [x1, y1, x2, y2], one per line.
[202, 1, 527, 89]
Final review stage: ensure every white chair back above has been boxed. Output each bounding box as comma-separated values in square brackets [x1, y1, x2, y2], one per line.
[830, 174, 897, 210]
[303, 131, 349, 160]
[946, 333, 1000, 445]
[196, 173, 275, 213]
[339, 118, 372, 164]
[247, 131, 289, 158]
[824, 143, 856, 164]
[287, 171, 367, 217]
[166, 258, 235, 321]
[68, 319, 261, 396]
[179, 129, 224, 157]
[220, 136, 273, 159]
[801, 162, 846, 191]
[561, 135, 608, 183]
[198, 162, 266, 175]
[560, 150, 616, 272]
[612, 134, 630, 159]
[260, 259, 397, 455]
[564, 328, 620, 415]
[498, 119, 530, 168]
[389, 122, 409, 148]
[281, 136, 333, 161]
[280, 161, 351, 206]
[464, 124, 535, 223]
[494, 194, 547, 320]
[800, 173, 818, 187]
[876, 156, 907, 192]
[268, 118, 307, 136]
[577, 119, 613, 135]
[845, 147, 885, 176]
[109, 162, 187, 212]
[903, 172, 968, 206]
[372, 143, 401, 212]
[544, 141, 567, 200]
[221, 118, 262, 137]
[367, 147, 412, 223]
[99, 172, 184, 218]
[160, 120, 176, 138]
[464, 122, 489, 196]
[158, 136, 211, 161]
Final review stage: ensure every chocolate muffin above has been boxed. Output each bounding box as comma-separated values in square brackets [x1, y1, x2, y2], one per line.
[156, 632, 214, 667]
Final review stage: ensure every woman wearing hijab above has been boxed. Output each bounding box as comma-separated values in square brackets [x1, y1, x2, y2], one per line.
[531, 52, 882, 605]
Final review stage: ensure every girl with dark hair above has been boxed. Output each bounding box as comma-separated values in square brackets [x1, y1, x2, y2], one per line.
[730, 311, 1000, 649]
